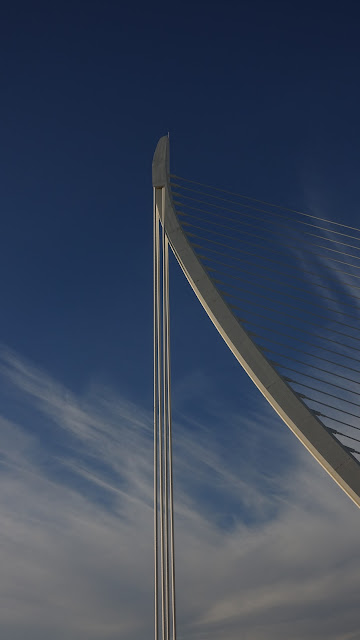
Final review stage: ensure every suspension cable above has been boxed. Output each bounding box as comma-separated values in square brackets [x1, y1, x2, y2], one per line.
[219, 283, 360, 336]
[214, 275, 360, 324]
[176, 208, 360, 264]
[171, 175, 360, 237]
[169, 173, 360, 464]
[173, 197, 360, 253]
[182, 220, 360, 276]
[203, 259, 360, 317]
[241, 314, 360, 368]
[194, 243, 360, 298]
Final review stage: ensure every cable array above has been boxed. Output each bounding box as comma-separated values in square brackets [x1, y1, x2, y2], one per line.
[170, 175, 360, 459]
[154, 188, 177, 640]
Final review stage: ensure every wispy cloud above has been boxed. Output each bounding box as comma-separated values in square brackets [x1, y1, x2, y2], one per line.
[0, 347, 358, 639]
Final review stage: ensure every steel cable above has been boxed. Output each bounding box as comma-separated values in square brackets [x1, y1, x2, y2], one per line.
[194, 243, 360, 298]
[182, 220, 360, 276]
[171, 175, 360, 237]
[176, 207, 360, 264]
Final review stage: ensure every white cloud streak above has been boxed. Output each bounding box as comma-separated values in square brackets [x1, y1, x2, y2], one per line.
[0, 347, 358, 639]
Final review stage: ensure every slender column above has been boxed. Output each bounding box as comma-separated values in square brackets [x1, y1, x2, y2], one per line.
[153, 190, 159, 640]
[156, 193, 166, 640]
[154, 186, 177, 640]
[162, 220, 170, 640]
[164, 232, 177, 640]
[154, 188, 166, 640]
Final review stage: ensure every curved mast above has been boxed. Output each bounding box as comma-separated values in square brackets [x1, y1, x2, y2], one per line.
[153, 135, 360, 510]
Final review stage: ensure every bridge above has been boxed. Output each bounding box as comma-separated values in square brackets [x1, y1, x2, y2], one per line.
[152, 135, 360, 640]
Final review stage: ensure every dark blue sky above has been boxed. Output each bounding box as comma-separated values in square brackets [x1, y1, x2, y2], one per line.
[1, 4, 360, 638]
[1, 1, 360, 404]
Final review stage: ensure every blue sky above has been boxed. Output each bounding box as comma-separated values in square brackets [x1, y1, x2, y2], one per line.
[1, 2, 360, 638]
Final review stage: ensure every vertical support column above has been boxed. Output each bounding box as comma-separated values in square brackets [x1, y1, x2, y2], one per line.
[153, 187, 160, 640]
[154, 186, 177, 640]
[164, 227, 177, 640]
[162, 219, 170, 640]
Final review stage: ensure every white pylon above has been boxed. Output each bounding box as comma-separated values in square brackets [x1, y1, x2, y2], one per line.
[154, 187, 177, 640]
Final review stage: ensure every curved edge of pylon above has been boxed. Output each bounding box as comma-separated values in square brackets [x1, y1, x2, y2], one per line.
[152, 135, 360, 508]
